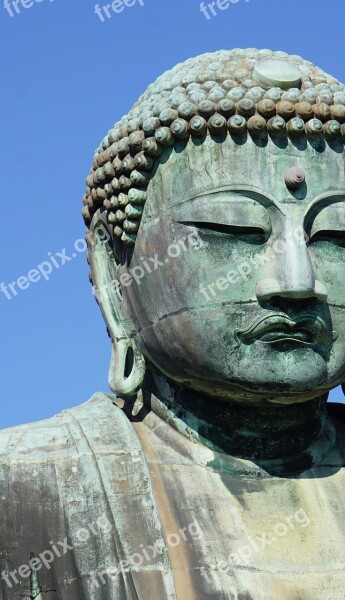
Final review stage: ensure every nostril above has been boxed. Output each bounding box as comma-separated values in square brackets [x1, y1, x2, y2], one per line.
[266, 295, 285, 309]
[264, 296, 321, 314]
[256, 275, 327, 304]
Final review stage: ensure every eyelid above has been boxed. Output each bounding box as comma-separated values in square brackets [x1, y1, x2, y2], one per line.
[172, 195, 271, 231]
[305, 196, 345, 229]
[177, 221, 268, 234]
[310, 227, 345, 240]
[308, 202, 345, 237]
[310, 229, 345, 237]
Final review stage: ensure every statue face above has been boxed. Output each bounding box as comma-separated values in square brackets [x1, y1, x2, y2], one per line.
[119, 136, 345, 403]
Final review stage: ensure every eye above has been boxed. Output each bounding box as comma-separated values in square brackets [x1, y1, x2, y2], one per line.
[309, 229, 345, 248]
[177, 221, 269, 244]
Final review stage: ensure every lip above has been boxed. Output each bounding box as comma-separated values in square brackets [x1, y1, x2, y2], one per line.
[255, 326, 315, 346]
[236, 314, 332, 346]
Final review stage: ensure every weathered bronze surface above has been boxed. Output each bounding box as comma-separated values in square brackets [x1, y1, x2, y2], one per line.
[1, 49, 345, 599]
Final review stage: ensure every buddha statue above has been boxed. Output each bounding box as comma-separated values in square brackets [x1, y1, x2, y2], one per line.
[1, 48, 345, 599]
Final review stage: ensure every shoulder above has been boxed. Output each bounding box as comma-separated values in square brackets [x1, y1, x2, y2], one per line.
[0, 392, 139, 461]
[0, 394, 156, 598]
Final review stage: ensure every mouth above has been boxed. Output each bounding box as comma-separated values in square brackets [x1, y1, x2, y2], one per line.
[236, 314, 333, 347]
[256, 327, 315, 345]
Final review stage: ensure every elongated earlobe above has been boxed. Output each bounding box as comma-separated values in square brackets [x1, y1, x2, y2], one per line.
[108, 338, 145, 397]
[88, 209, 146, 397]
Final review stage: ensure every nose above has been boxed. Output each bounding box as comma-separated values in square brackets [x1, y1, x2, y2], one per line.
[255, 230, 328, 303]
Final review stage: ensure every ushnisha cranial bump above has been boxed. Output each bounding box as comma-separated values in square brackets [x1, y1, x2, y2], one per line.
[82, 48, 345, 249]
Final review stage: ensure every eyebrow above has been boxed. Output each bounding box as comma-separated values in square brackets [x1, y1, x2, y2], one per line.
[304, 191, 345, 222]
[174, 185, 285, 214]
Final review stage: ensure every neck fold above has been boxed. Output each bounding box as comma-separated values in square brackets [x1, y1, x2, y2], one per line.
[142, 371, 334, 472]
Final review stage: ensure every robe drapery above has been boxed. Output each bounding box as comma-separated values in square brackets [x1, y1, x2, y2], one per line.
[0, 393, 344, 599]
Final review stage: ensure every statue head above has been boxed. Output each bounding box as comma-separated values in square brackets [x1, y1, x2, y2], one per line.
[83, 48, 345, 407]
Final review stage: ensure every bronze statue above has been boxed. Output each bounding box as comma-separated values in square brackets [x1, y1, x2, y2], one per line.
[1, 48, 345, 599]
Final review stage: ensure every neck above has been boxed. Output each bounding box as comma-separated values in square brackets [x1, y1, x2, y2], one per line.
[144, 371, 330, 465]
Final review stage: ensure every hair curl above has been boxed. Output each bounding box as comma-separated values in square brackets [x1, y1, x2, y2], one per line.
[82, 48, 345, 251]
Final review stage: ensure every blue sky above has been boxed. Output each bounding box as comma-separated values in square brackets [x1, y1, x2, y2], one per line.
[0, 0, 344, 428]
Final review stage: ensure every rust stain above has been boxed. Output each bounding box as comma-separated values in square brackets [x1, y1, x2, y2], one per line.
[133, 421, 198, 600]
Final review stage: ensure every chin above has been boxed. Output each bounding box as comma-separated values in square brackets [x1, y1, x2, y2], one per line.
[180, 373, 324, 405]
[183, 354, 330, 404]
[230, 342, 328, 390]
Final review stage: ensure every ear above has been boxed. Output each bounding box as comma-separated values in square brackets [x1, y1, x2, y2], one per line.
[88, 209, 145, 397]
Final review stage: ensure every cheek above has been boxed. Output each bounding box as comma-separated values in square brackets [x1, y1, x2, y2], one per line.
[123, 220, 264, 321]
[328, 306, 345, 344]
[122, 303, 254, 384]
[310, 249, 345, 304]
[121, 227, 264, 381]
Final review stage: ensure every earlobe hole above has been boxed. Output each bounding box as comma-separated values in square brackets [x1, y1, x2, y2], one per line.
[124, 346, 134, 378]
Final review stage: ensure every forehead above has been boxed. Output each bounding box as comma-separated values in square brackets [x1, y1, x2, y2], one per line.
[146, 136, 345, 210]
